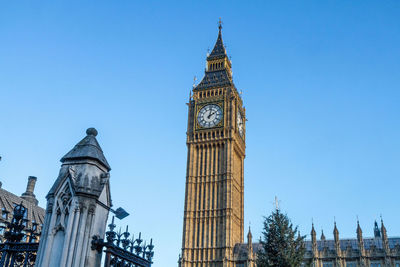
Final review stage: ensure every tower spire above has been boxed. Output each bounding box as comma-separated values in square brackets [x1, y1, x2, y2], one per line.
[194, 21, 233, 90]
[311, 223, 317, 255]
[374, 220, 381, 238]
[357, 219, 363, 240]
[333, 221, 339, 241]
[380, 216, 390, 265]
[207, 21, 227, 60]
[311, 222, 316, 238]
[247, 225, 252, 243]
[321, 229, 326, 241]
[333, 221, 342, 265]
[381, 216, 389, 250]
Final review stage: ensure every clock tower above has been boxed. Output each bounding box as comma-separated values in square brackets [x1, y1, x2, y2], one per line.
[180, 23, 246, 267]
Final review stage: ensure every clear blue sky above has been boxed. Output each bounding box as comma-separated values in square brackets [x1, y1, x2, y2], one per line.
[1, 1, 400, 266]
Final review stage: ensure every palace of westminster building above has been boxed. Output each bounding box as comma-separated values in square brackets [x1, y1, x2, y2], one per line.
[177, 23, 400, 267]
[0, 23, 399, 267]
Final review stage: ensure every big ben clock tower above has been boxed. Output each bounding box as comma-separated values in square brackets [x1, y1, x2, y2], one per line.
[180, 22, 246, 267]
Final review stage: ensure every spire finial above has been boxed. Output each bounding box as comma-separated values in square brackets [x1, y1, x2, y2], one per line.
[274, 196, 281, 210]
[193, 76, 197, 88]
[218, 17, 222, 31]
[86, 127, 98, 136]
[311, 220, 316, 236]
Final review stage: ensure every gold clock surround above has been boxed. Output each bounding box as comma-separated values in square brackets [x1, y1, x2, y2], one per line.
[194, 101, 224, 130]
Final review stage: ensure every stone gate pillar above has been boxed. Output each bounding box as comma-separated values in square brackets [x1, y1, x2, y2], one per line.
[36, 128, 112, 267]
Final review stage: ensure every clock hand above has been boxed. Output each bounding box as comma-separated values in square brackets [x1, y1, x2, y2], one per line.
[208, 110, 216, 119]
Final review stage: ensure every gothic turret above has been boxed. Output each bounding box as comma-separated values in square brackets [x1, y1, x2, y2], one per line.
[321, 230, 326, 241]
[36, 128, 112, 267]
[381, 218, 390, 253]
[374, 221, 381, 238]
[356, 220, 363, 242]
[333, 222, 342, 265]
[333, 222, 339, 242]
[247, 226, 253, 249]
[356, 220, 366, 265]
[311, 223, 317, 255]
[357, 220, 364, 250]
[247, 226, 254, 265]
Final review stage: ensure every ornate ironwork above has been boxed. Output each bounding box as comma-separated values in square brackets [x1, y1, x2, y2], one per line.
[0, 203, 41, 267]
[92, 216, 154, 267]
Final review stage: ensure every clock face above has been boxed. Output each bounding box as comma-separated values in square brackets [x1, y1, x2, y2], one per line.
[197, 104, 223, 128]
[237, 111, 244, 137]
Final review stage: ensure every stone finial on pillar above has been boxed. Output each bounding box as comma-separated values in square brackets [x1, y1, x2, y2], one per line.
[21, 176, 38, 205]
[36, 128, 112, 267]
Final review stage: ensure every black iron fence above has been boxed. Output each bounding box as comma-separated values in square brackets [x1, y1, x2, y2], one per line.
[0, 203, 154, 267]
[0, 203, 40, 267]
[92, 216, 154, 267]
